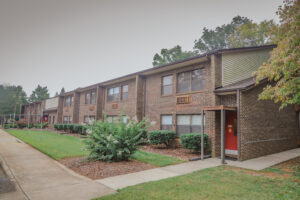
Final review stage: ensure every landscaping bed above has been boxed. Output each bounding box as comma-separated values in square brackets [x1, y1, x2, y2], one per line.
[59, 157, 155, 180]
[140, 145, 202, 161]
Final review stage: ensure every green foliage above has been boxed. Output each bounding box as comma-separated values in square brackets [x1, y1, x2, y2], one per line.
[0, 84, 28, 115]
[54, 123, 88, 134]
[85, 115, 148, 162]
[28, 84, 50, 103]
[33, 122, 47, 129]
[180, 133, 208, 153]
[148, 130, 176, 147]
[255, 0, 300, 108]
[4, 124, 10, 129]
[152, 45, 196, 66]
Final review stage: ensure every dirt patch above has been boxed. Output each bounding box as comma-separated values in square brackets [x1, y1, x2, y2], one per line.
[59, 157, 156, 180]
[140, 145, 203, 161]
[0, 164, 15, 194]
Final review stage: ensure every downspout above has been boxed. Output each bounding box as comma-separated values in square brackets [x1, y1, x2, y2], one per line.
[237, 89, 241, 161]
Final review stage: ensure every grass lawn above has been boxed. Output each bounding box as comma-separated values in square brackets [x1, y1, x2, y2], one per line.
[6, 129, 89, 160]
[132, 150, 184, 167]
[96, 164, 300, 200]
[5, 129, 183, 166]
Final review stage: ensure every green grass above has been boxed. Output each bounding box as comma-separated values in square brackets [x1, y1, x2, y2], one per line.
[6, 129, 89, 160]
[5, 129, 184, 167]
[96, 165, 300, 200]
[132, 150, 185, 167]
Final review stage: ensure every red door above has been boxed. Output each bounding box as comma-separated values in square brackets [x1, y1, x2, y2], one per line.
[225, 112, 237, 155]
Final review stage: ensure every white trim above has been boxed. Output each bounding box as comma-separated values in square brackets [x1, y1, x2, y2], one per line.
[225, 149, 238, 155]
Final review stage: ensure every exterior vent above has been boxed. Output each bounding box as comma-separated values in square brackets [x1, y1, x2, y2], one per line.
[112, 103, 118, 109]
[176, 96, 191, 104]
[89, 105, 95, 111]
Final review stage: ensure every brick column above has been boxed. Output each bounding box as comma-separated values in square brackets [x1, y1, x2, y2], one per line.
[72, 92, 80, 123]
[96, 86, 104, 121]
[57, 96, 64, 123]
[135, 74, 145, 121]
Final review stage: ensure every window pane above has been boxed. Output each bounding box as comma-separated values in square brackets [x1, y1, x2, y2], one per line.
[108, 88, 114, 95]
[161, 125, 173, 131]
[163, 75, 173, 86]
[107, 117, 112, 123]
[191, 115, 201, 125]
[162, 85, 172, 95]
[69, 116, 72, 123]
[191, 69, 205, 91]
[85, 93, 90, 104]
[91, 91, 96, 104]
[177, 72, 190, 93]
[122, 116, 127, 124]
[161, 115, 172, 125]
[176, 125, 190, 135]
[122, 85, 128, 93]
[177, 115, 190, 125]
[113, 87, 119, 94]
[112, 116, 119, 124]
[122, 92, 128, 100]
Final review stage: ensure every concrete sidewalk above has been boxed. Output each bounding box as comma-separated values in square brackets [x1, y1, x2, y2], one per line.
[97, 148, 300, 190]
[97, 158, 221, 190]
[226, 148, 300, 170]
[0, 129, 115, 200]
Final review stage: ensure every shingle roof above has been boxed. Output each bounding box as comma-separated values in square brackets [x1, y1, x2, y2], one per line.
[214, 77, 266, 93]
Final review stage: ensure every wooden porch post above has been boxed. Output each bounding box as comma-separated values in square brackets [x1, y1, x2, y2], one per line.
[201, 109, 204, 160]
[221, 109, 226, 164]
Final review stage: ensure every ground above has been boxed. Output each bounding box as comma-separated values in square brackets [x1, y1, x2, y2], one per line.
[5, 129, 184, 179]
[96, 157, 300, 200]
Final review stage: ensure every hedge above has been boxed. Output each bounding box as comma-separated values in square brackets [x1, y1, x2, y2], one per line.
[148, 130, 176, 147]
[54, 123, 88, 134]
[180, 133, 209, 153]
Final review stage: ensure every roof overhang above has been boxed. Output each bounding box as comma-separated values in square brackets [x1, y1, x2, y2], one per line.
[202, 105, 237, 111]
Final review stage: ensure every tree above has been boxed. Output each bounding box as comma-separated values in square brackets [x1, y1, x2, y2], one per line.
[228, 20, 276, 48]
[255, 0, 300, 108]
[54, 92, 59, 97]
[0, 84, 27, 115]
[193, 16, 275, 53]
[193, 16, 251, 53]
[60, 87, 65, 95]
[28, 85, 50, 103]
[152, 45, 196, 66]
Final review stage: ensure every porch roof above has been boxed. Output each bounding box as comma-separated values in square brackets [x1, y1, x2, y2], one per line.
[201, 105, 237, 111]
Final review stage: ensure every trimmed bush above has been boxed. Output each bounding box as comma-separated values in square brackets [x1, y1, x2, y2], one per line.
[180, 133, 209, 153]
[85, 115, 148, 162]
[33, 122, 47, 129]
[148, 130, 176, 147]
[4, 124, 10, 129]
[11, 124, 17, 128]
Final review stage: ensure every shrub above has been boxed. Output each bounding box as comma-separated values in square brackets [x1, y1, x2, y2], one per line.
[180, 133, 209, 153]
[33, 122, 47, 129]
[16, 120, 27, 129]
[54, 124, 59, 130]
[10, 124, 17, 128]
[148, 130, 176, 147]
[85, 115, 148, 162]
[4, 124, 10, 129]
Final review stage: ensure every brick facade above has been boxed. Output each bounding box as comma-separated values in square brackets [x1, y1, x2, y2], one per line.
[20, 45, 299, 160]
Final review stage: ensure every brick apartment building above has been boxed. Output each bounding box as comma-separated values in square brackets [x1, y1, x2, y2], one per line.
[22, 45, 300, 161]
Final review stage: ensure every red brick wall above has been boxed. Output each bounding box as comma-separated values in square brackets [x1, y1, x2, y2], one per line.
[103, 79, 137, 119]
[240, 83, 299, 160]
[78, 90, 97, 123]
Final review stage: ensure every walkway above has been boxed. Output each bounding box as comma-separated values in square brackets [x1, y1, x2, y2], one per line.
[0, 130, 115, 200]
[97, 148, 300, 190]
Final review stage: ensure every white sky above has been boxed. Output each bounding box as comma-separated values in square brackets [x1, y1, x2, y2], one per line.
[0, 0, 282, 96]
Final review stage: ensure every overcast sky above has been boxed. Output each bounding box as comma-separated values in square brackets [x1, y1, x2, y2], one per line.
[0, 0, 282, 97]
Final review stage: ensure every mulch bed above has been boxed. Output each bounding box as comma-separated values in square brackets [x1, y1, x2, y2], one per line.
[140, 145, 202, 161]
[59, 157, 156, 180]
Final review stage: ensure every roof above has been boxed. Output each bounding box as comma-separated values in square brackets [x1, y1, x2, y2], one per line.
[62, 44, 276, 94]
[214, 77, 267, 93]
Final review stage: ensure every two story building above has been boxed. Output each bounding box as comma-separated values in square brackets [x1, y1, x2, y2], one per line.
[21, 45, 300, 161]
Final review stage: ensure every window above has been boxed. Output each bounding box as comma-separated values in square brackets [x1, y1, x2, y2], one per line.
[177, 69, 206, 93]
[90, 90, 96, 104]
[121, 115, 127, 124]
[161, 115, 173, 130]
[162, 75, 173, 95]
[64, 96, 74, 107]
[63, 116, 72, 124]
[108, 87, 120, 102]
[122, 85, 128, 100]
[53, 116, 55, 124]
[85, 92, 90, 104]
[107, 116, 119, 124]
[176, 115, 205, 135]
[84, 115, 96, 124]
